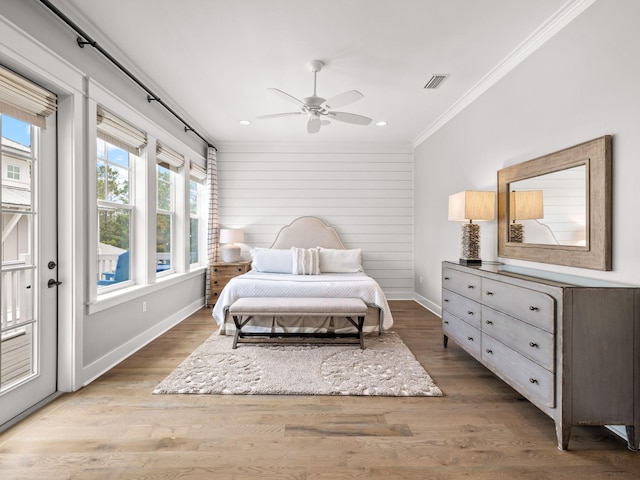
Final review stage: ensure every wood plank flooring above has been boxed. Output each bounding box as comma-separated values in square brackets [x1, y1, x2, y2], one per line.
[1, 300, 639, 479]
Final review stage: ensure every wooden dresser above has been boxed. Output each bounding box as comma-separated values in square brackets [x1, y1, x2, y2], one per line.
[208, 260, 251, 306]
[442, 260, 639, 451]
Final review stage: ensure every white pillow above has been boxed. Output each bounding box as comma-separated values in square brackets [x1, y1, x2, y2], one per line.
[291, 247, 320, 275]
[250, 248, 292, 273]
[317, 247, 363, 273]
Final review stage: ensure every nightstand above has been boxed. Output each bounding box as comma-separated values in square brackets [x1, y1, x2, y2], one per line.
[208, 260, 251, 306]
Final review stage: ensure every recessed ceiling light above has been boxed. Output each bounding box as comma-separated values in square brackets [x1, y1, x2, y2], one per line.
[239, 120, 251, 126]
[376, 121, 388, 127]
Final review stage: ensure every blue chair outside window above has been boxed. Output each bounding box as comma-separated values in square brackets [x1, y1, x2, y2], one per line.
[98, 251, 129, 286]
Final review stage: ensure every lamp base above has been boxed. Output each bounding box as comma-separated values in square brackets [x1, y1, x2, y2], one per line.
[220, 245, 241, 263]
[459, 223, 482, 265]
[510, 223, 524, 243]
[459, 258, 482, 266]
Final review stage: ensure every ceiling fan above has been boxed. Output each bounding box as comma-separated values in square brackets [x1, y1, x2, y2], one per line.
[257, 60, 372, 134]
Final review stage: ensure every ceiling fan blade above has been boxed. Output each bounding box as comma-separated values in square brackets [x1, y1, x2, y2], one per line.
[328, 111, 372, 126]
[322, 90, 364, 109]
[268, 88, 306, 106]
[307, 115, 321, 134]
[256, 112, 302, 119]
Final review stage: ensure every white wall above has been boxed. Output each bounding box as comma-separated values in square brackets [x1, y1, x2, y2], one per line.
[414, 0, 640, 313]
[217, 142, 414, 298]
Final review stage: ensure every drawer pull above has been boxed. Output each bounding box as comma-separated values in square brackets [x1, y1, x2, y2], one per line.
[213, 280, 218, 285]
[485, 349, 493, 354]
[213, 268, 218, 272]
[237, 267, 242, 272]
[529, 342, 539, 348]
[529, 378, 538, 384]
[467, 336, 474, 342]
[467, 311, 474, 315]
[529, 306, 539, 311]
[485, 320, 493, 325]
[444, 276, 450, 280]
[485, 291, 493, 296]
[467, 285, 475, 289]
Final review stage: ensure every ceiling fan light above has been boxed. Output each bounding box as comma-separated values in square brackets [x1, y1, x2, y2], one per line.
[376, 121, 388, 127]
[239, 120, 251, 125]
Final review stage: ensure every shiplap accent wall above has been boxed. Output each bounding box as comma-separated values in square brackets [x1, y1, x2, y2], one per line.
[216, 142, 414, 299]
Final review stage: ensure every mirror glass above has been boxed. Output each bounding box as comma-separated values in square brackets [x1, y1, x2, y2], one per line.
[507, 165, 586, 246]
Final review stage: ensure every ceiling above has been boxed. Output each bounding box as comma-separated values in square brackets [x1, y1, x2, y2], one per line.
[56, 0, 576, 146]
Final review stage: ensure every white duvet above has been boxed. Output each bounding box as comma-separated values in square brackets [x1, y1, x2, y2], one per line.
[212, 271, 394, 330]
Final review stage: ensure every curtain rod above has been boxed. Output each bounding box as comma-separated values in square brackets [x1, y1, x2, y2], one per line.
[38, 0, 216, 151]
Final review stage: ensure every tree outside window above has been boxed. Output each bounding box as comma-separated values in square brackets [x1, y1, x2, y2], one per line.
[97, 138, 132, 286]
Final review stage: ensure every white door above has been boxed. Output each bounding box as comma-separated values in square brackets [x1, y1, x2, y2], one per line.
[0, 113, 58, 428]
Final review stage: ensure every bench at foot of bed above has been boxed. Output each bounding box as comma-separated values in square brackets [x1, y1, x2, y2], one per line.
[228, 297, 368, 349]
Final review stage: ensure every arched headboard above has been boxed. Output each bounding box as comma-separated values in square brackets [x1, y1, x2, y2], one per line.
[270, 217, 347, 249]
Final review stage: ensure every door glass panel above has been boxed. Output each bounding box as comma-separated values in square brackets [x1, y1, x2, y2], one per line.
[1, 115, 37, 391]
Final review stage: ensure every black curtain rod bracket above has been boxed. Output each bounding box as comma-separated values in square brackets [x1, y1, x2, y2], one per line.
[37, 0, 216, 151]
[76, 37, 97, 48]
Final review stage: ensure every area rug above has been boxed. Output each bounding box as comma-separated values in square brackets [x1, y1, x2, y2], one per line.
[153, 332, 442, 396]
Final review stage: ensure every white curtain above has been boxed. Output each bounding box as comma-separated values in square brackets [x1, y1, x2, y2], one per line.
[205, 146, 219, 305]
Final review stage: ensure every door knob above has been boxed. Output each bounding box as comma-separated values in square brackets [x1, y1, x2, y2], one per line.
[48, 279, 62, 288]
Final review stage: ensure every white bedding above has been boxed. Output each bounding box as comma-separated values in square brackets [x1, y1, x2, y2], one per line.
[212, 271, 394, 332]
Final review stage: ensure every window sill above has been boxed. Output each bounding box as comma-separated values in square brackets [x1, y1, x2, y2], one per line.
[87, 267, 206, 315]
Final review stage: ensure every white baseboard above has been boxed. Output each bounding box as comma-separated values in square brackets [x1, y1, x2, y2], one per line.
[80, 298, 204, 387]
[413, 293, 441, 317]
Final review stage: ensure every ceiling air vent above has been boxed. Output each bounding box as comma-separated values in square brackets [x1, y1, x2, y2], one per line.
[424, 74, 449, 89]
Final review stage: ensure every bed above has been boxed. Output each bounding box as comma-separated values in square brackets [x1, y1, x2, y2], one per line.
[212, 216, 393, 336]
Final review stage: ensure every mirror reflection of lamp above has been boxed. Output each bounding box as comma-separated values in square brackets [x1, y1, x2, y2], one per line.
[219, 228, 244, 263]
[509, 190, 544, 243]
[448, 191, 496, 265]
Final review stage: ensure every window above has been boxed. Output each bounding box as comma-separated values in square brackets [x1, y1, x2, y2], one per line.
[96, 138, 132, 287]
[156, 143, 185, 274]
[7, 164, 20, 180]
[189, 162, 206, 266]
[156, 163, 172, 272]
[95, 106, 146, 289]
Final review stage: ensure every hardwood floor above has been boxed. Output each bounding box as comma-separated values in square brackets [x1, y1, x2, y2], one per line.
[1, 300, 639, 479]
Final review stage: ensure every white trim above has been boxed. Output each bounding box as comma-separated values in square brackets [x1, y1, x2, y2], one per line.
[0, 14, 83, 94]
[88, 266, 205, 315]
[413, 292, 442, 317]
[412, 0, 599, 148]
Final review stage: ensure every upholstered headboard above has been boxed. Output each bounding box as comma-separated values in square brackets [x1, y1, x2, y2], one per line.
[270, 216, 347, 249]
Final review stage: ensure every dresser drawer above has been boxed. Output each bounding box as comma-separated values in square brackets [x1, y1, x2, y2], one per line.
[442, 289, 482, 329]
[481, 278, 555, 333]
[443, 311, 481, 357]
[482, 306, 554, 372]
[482, 334, 555, 408]
[212, 264, 250, 275]
[442, 268, 481, 302]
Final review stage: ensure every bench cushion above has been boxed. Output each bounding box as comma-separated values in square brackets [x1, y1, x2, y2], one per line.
[228, 297, 367, 317]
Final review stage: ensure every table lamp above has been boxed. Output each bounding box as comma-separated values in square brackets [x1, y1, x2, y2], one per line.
[219, 228, 244, 263]
[509, 190, 544, 243]
[448, 191, 496, 265]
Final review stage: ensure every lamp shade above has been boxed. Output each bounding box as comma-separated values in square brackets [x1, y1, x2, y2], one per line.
[510, 190, 544, 221]
[448, 191, 496, 222]
[219, 228, 244, 244]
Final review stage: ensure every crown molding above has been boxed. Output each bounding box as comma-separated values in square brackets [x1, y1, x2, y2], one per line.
[412, 0, 599, 148]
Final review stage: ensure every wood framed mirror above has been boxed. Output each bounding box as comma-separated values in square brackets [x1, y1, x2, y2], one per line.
[497, 135, 612, 270]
